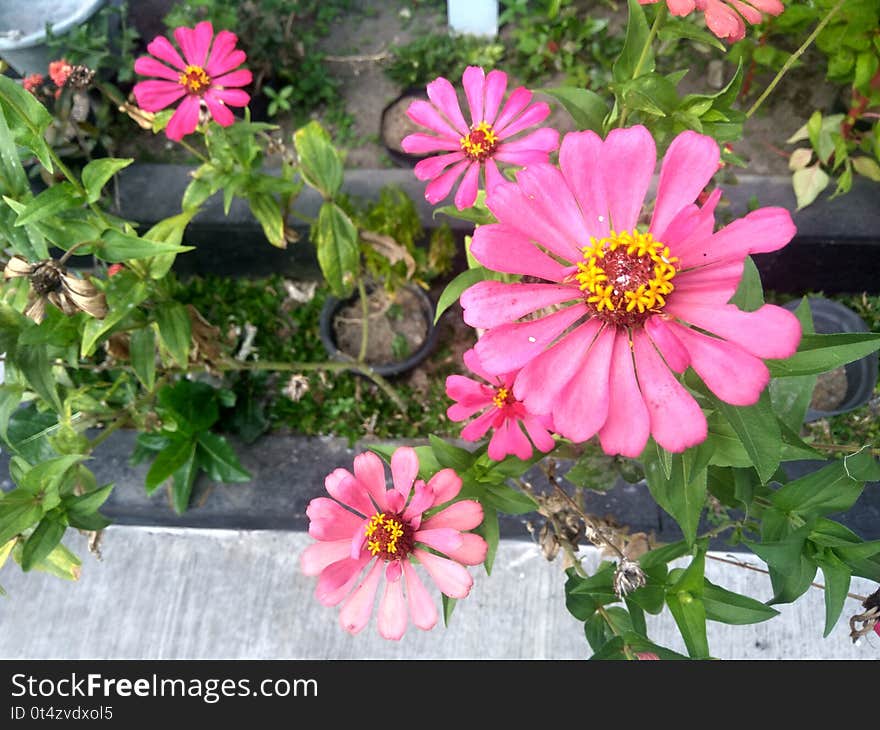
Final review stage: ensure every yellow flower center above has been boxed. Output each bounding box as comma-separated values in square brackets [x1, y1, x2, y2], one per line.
[460, 121, 499, 162]
[492, 387, 513, 409]
[178, 65, 211, 95]
[365, 512, 413, 561]
[574, 230, 678, 327]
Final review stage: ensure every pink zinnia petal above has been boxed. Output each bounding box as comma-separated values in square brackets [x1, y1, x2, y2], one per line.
[426, 76, 469, 136]
[202, 90, 235, 127]
[338, 559, 384, 634]
[671, 259, 745, 307]
[521, 415, 556, 453]
[134, 56, 179, 81]
[212, 69, 252, 88]
[406, 99, 460, 139]
[316, 555, 370, 607]
[493, 86, 533, 131]
[645, 316, 690, 373]
[165, 95, 201, 141]
[424, 159, 470, 205]
[488, 418, 533, 460]
[306, 497, 363, 541]
[494, 129, 560, 164]
[132, 79, 186, 112]
[422, 500, 484, 532]
[414, 151, 467, 181]
[669, 322, 770, 406]
[470, 224, 568, 282]
[414, 549, 474, 599]
[427, 468, 462, 507]
[483, 69, 508, 125]
[353, 451, 389, 512]
[650, 131, 720, 240]
[552, 324, 615, 443]
[205, 30, 244, 76]
[446, 375, 494, 421]
[454, 162, 481, 210]
[391, 446, 419, 499]
[401, 133, 461, 154]
[462, 65, 485, 125]
[402, 561, 438, 631]
[496, 101, 551, 138]
[602, 125, 656, 232]
[415, 527, 465, 554]
[207, 88, 250, 107]
[146, 35, 186, 70]
[598, 330, 651, 458]
[560, 130, 611, 240]
[484, 158, 505, 196]
[326, 474, 374, 517]
[174, 21, 213, 66]
[473, 304, 585, 375]
[300, 539, 352, 576]
[514, 164, 587, 258]
[402, 481, 434, 523]
[460, 408, 500, 441]
[442, 533, 489, 566]
[377, 565, 408, 641]
[703, 0, 747, 41]
[632, 329, 707, 453]
[461, 280, 579, 329]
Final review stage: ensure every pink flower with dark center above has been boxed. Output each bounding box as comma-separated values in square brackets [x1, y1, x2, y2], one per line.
[133, 21, 252, 141]
[301, 447, 488, 640]
[23, 73, 43, 94]
[639, 0, 784, 42]
[459, 125, 802, 457]
[401, 66, 559, 210]
[446, 348, 555, 461]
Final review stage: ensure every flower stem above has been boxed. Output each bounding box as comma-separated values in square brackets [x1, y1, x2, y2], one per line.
[357, 278, 370, 364]
[746, 0, 846, 119]
[618, 3, 666, 128]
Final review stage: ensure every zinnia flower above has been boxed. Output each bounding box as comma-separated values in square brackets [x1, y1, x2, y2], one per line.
[4, 256, 107, 324]
[22, 73, 43, 94]
[640, 0, 784, 43]
[401, 66, 559, 210]
[459, 125, 801, 456]
[446, 348, 555, 461]
[48, 59, 72, 88]
[133, 21, 252, 141]
[301, 447, 488, 640]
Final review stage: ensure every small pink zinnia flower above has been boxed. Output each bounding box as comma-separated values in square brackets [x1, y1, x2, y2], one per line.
[133, 21, 252, 141]
[401, 66, 559, 210]
[301, 447, 488, 640]
[460, 125, 802, 457]
[48, 59, 72, 88]
[446, 348, 555, 461]
[23, 73, 44, 94]
[639, 0, 784, 43]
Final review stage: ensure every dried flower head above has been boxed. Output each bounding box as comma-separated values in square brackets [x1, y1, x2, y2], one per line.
[849, 587, 880, 643]
[66, 65, 96, 91]
[4, 256, 107, 324]
[613, 558, 647, 598]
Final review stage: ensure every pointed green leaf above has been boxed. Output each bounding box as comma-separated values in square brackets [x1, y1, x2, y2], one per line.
[712, 391, 781, 483]
[171, 442, 199, 514]
[314, 202, 359, 298]
[145, 437, 196, 494]
[702, 579, 779, 625]
[565, 563, 618, 620]
[293, 120, 343, 198]
[442, 594, 456, 627]
[0, 384, 24, 444]
[666, 591, 709, 659]
[64, 483, 114, 517]
[429, 435, 476, 472]
[542, 87, 608, 132]
[817, 552, 851, 637]
[82, 158, 134, 204]
[143, 209, 196, 279]
[25, 542, 81, 581]
[729, 256, 764, 312]
[0, 489, 44, 546]
[248, 192, 286, 249]
[13, 345, 62, 412]
[614, 0, 654, 82]
[0, 75, 54, 169]
[483, 483, 538, 515]
[99, 229, 193, 263]
[20, 516, 66, 572]
[767, 332, 880, 377]
[644, 443, 711, 545]
[196, 432, 251, 483]
[130, 326, 157, 392]
[13, 183, 83, 227]
[477, 504, 499, 576]
[155, 302, 192, 368]
[434, 267, 488, 325]
[80, 280, 149, 358]
[771, 453, 875, 520]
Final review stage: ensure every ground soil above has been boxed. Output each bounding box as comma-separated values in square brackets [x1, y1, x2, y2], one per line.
[812, 367, 849, 411]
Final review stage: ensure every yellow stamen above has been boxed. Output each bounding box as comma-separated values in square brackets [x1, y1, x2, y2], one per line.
[178, 64, 210, 94]
[459, 121, 499, 161]
[492, 387, 510, 409]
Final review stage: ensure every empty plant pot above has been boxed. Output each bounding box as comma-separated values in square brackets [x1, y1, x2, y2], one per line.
[783, 296, 879, 421]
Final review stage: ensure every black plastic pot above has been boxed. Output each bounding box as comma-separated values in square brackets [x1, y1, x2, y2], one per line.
[319, 283, 440, 377]
[380, 88, 430, 169]
[783, 296, 878, 421]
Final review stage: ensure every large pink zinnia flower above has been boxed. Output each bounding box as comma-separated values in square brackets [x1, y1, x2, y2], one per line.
[133, 21, 252, 141]
[446, 348, 555, 461]
[459, 125, 802, 457]
[300, 447, 488, 640]
[640, 0, 784, 43]
[401, 66, 559, 210]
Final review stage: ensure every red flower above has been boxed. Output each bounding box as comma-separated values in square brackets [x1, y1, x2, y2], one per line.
[23, 74, 44, 94]
[48, 59, 73, 88]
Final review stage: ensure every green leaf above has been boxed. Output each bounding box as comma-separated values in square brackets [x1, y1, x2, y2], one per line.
[158, 380, 219, 434]
[248, 192, 286, 249]
[294, 120, 344, 198]
[712, 391, 781, 483]
[81, 158, 134, 204]
[565, 563, 618, 620]
[20, 516, 66, 572]
[0, 75, 54, 170]
[429, 435, 475, 472]
[768, 332, 880, 377]
[6, 405, 58, 463]
[442, 594, 456, 627]
[80, 280, 149, 357]
[25, 542, 81, 580]
[482, 483, 538, 515]
[640, 539, 691, 573]
[130, 327, 157, 392]
[99, 229, 193, 262]
[433, 202, 495, 226]
[666, 591, 709, 659]
[13, 345, 62, 412]
[728, 256, 764, 312]
[155, 302, 192, 368]
[145, 437, 197, 494]
[0, 384, 24, 444]
[0, 490, 43, 546]
[816, 552, 851, 637]
[19, 454, 87, 502]
[542, 87, 608, 132]
[64, 483, 114, 517]
[142, 210, 196, 279]
[770, 299, 816, 430]
[476, 505, 499, 576]
[643, 443, 710, 545]
[314, 202, 359, 298]
[793, 163, 830, 210]
[658, 19, 727, 51]
[196, 432, 251, 483]
[171, 441, 199, 514]
[747, 527, 817, 604]
[614, 0, 654, 82]
[702, 579, 779, 625]
[620, 633, 689, 660]
[617, 72, 679, 117]
[852, 156, 880, 181]
[13, 183, 83, 227]
[434, 267, 488, 325]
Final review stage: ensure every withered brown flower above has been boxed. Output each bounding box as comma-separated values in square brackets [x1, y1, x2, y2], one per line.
[4, 256, 107, 324]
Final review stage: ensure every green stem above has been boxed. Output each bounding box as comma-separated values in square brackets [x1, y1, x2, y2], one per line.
[88, 414, 128, 451]
[357, 278, 370, 364]
[619, 3, 666, 128]
[177, 138, 209, 164]
[746, 0, 846, 119]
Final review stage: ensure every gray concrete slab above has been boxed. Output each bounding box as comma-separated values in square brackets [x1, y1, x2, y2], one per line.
[0, 526, 875, 660]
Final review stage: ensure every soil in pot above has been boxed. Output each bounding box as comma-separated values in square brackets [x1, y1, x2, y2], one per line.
[811, 367, 848, 412]
[333, 286, 428, 365]
[380, 91, 429, 166]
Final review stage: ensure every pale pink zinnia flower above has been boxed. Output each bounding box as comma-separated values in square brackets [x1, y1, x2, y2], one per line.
[640, 0, 784, 43]
[460, 125, 802, 457]
[301, 447, 488, 640]
[133, 21, 252, 141]
[446, 348, 555, 461]
[48, 59, 72, 88]
[23, 73, 43, 94]
[401, 66, 559, 210]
